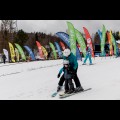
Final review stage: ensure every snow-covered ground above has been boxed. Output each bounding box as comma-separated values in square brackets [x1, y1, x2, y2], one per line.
[0, 57, 120, 100]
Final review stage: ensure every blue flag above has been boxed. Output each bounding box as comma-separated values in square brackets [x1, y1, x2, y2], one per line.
[98, 29, 102, 41]
[54, 42, 63, 58]
[56, 32, 81, 60]
[24, 46, 36, 60]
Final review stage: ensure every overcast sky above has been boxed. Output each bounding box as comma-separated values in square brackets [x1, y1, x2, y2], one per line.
[17, 20, 120, 35]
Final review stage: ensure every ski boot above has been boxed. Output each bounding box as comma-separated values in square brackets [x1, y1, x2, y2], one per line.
[67, 88, 75, 94]
[82, 63, 86, 65]
[74, 86, 84, 93]
[64, 90, 69, 94]
[57, 85, 62, 92]
[67, 90, 75, 94]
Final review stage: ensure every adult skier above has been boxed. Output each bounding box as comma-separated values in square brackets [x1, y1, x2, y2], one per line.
[83, 45, 93, 65]
[57, 48, 84, 93]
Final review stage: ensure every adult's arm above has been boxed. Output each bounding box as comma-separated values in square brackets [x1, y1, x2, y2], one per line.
[58, 67, 64, 75]
[73, 57, 78, 70]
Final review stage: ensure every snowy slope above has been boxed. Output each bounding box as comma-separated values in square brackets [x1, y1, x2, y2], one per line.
[0, 57, 120, 100]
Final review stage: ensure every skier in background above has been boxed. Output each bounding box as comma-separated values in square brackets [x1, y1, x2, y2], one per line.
[83, 45, 93, 65]
[48, 51, 51, 60]
[2, 53, 6, 64]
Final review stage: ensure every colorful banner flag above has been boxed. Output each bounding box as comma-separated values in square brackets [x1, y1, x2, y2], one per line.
[110, 31, 117, 55]
[107, 31, 113, 55]
[15, 48, 20, 62]
[3, 49, 9, 62]
[41, 46, 48, 59]
[60, 41, 66, 50]
[24, 46, 36, 61]
[8, 42, 15, 62]
[36, 41, 44, 58]
[15, 43, 26, 61]
[56, 32, 70, 47]
[67, 22, 76, 56]
[98, 29, 102, 41]
[56, 32, 81, 60]
[49, 42, 57, 59]
[75, 29, 86, 57]
[83, 27, 94, 57]
[77, 44, 81, 52]
[54, 42, 63, 58]
[101, 25, 106, 56]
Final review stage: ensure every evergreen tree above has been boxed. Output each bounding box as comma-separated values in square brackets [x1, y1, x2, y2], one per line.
[14, 29, 29, 47]
[35, 32, 38, 41]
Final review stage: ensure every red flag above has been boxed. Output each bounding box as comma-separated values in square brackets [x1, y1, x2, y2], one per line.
[36, 41, 44, 58]
[83, 27, 94, 57]
[107, 32, 113, 55]
[60, 42, 66, 50]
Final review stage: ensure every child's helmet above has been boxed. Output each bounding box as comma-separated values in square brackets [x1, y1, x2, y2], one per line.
[63, 60, 69, 65]
[63, 49, 71, 57]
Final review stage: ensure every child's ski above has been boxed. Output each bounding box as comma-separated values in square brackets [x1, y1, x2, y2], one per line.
[59, 88, 92, 99]
[51, 92, 58, 97]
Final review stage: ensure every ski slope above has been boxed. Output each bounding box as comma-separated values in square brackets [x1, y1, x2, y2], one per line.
[0, 57, 120, 100]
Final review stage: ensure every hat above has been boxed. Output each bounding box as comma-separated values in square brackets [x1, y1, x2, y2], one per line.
[63, 49, 71, 57]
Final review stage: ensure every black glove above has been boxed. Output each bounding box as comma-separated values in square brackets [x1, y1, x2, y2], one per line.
[57, 73, 60, 78]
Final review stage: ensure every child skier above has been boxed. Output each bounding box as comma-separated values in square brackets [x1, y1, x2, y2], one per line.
[58, 60, 75, 94]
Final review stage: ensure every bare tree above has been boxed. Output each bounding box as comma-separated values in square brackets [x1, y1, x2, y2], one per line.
[1, 20, 10, 31]
[0, 20, 18, 50]
[1, 20, 17, 32]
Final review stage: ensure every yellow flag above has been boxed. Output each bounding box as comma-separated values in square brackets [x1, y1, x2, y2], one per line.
[8, 42, 15, 62]
[41, 46, 48, 59]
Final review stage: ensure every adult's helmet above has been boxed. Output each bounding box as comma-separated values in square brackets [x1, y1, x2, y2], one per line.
[63, 49, 71, 57]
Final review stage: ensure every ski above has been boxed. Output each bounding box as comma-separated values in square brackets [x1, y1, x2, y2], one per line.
[51, 89, 64, 97]
[59, 88, 92, 99]
[51, 92, 58, 97]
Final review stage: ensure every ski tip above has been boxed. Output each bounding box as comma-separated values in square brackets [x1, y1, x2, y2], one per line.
[51, 92, 58, 97]
[84, 88, 92, 91]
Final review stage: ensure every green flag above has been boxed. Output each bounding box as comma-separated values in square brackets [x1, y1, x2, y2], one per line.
[15, 43, 26, 61]
[75, 29, 86, 57]
[110, 31, 117, 55]
[101, 25, 106, 56]
[67, 22, 76, 56]
[49, 42, 57, 59]
[15, 48, 20, 62]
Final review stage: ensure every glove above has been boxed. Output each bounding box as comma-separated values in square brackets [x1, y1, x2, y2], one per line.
[57, 73, 61, 78]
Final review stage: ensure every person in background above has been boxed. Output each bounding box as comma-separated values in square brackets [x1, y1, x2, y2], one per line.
[83, 45, 93, 65]
[47, 51, 51, 60]
[2, 53, 6, 64]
